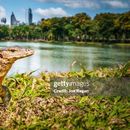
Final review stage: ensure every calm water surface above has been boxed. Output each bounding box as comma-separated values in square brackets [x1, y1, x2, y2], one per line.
[0, 42, 130, 75]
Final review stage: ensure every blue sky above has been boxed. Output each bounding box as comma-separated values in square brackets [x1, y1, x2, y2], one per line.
[0, 0, 130, 24]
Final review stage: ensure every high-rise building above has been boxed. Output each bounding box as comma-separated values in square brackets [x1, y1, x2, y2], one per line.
[11, 12, 18, 25]
[28, 8, 33, 25]
[1, 17, 7, 24]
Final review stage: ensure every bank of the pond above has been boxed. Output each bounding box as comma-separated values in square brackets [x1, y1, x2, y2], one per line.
[1, 40, 130, 47]
[0, 64, 130, 129]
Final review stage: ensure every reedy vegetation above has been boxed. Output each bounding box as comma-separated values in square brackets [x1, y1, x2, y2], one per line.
[0, 63, 130, 129]
[0, 11, 130, 42]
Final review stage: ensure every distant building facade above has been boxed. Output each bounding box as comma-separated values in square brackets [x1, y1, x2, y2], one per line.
[1, 17, 7, 24]
[11, 12, 19, 26]
[28, 8, 33, 25]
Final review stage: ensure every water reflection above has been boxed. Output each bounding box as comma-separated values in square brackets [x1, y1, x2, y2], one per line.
[0, 42, 130, 76]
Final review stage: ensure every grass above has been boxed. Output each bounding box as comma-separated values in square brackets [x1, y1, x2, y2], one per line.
[0, 63, 130, 129]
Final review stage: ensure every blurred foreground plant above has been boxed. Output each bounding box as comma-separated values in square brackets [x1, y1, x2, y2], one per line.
[0, 63, 130, 129]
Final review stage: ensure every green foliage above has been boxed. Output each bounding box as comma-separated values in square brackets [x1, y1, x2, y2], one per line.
[1, 65, 130, 129]
[94, 13, 117, 40]
[0, 11, 130, 42]
[0, 25, 9, 39]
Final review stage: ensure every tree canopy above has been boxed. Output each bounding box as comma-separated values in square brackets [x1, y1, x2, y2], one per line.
[0, 11, 130, 43]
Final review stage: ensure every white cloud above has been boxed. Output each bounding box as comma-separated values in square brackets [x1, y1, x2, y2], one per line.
[36, 0, 100, 9]
[35, 7, 68, 18]
[36, 0, 130, 9]
[104, 0, 128, 8]
[0, 6, 6, 18]
[64, 0, 100, 9]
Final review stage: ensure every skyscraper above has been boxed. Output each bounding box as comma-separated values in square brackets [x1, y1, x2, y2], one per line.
[28, 8, 33, 25]
[1, 18, 7, 24]
[11, 12, 17, 25]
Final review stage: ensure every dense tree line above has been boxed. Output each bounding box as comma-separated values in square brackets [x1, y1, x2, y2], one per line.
[0, 11, 130, 43]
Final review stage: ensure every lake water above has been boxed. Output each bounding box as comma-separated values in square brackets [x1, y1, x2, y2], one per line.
[0, 41, 130, 76]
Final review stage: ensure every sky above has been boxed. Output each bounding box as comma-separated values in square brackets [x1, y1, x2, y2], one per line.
[0, 0, 130, 24]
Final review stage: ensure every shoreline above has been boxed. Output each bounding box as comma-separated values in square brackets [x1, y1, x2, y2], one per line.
[1, 66, 130, 129]
[0, 40, 130, 47]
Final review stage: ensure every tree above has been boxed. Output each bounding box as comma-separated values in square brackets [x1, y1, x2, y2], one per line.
[0, 25, 9, 39]
[114, 11, 130, 40]
[94, 13, 117, 41]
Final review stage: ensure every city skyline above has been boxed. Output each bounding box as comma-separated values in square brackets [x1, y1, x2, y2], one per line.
[0, 0, 130, 24]
[10, 8, 33, 26]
